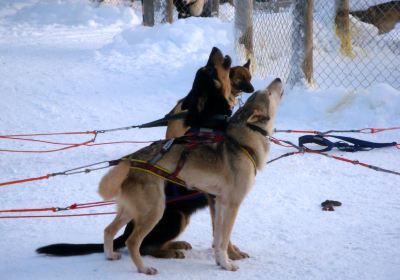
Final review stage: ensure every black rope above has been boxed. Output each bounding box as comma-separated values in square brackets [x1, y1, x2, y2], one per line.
[96, 112, 188, 134]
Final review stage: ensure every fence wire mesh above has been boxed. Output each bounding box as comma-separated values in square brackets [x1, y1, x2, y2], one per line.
[152, 0, 235, 23]
[236, 0, 400, 89]
[94, 0, 399, 89]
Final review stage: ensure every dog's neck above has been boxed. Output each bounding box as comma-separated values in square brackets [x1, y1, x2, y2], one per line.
[226, 124, 269, 170]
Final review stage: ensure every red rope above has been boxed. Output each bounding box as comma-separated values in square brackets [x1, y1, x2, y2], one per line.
[0, 212, 117, 219]
[0, 174, 51, 187]
[275, 126, 400, 134]
[361, 127, 400, 134]
[269, 136, 296, 148]
[0, 193, 203, 219]
[0, 131, 96, 137]
[0, 139, 157, 153]
[0, 138, 95, 153]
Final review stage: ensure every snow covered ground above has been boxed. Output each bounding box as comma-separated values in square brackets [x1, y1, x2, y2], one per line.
[0, 1, 399, 279]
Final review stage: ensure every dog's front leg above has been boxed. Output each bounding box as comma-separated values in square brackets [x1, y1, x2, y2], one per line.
[213, 197, 239, 271]
[208, 194, 249, 260]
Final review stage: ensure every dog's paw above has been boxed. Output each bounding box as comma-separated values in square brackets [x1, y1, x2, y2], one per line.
[106, 252, 121, 261]
[168, 241, 192, 250]
[170, 250, 185, 259]
[139, 266, 158, 275]
[220, 260, 239, 271]
[228, 244, 250, 260]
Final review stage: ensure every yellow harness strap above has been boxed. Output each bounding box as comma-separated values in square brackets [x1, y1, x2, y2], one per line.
[121, 144, 257, 185]
[122, 158, 186, 187]
[239, 146, 257, 174]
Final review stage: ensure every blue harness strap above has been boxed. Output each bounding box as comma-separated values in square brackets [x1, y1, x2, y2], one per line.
[299, 134, 397, 152]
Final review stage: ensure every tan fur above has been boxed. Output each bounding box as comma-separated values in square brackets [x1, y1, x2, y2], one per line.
[165, 102, 186, 139]
[98, 160, 130, 200]
[99, 78, 283, 274]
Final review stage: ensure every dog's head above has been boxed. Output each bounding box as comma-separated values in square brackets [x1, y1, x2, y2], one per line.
[182, 47, 232, 128]
[229, 78, 283, 136]
[229, 59, 254, 96]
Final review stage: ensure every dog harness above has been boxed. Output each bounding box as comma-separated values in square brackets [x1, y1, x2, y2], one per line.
[121, 128, 258, 188]
[298, 134, 397, 152]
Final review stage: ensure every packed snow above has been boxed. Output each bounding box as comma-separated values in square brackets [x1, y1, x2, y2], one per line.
[0, 1, 399, 280]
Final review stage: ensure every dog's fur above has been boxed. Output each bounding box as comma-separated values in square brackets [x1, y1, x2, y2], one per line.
[174, 0, 210, 19]
[166, 59, 253, 139]
[36, 53, 253, 260]
[99, 78, 283, 274]
[350, 1, 400, 34]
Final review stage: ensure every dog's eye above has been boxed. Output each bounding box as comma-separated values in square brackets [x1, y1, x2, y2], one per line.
[260, 115, 270, 123]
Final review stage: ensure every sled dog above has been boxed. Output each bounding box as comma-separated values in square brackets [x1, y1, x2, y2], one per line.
[98, 77, 283, 274]
[36, 48, 254, 261]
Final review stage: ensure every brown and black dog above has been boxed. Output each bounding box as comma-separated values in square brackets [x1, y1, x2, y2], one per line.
[98, 78, 283, 274]
[166, 59, 253, 139]
[36, 49, 254, 260]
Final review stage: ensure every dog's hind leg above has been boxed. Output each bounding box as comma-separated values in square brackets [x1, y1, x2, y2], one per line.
[140, 210, 190, 259]
[104, 206, 131, 260]
[124, 183, 165, 275]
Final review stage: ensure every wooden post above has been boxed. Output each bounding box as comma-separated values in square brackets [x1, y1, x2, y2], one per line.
[303, 0, 314, 85]
[166, 0, 174, 23]
[335, 0, 353, 57]
[289, 0, 314, 86]
[235, 0, 254, 65]
[142, 0, 154, 26]
[211, 0, 219, 17]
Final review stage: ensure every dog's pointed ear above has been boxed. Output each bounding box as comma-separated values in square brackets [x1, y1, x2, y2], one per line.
[223, 55, 232, 69]
[247, 108, 270, 124]
[206, 47, 223, 67]
[243, 59, 251, 69]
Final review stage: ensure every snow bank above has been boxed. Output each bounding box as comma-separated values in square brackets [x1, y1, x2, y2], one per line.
[2, 0, 140, 27]
[96, 17, 233, 73]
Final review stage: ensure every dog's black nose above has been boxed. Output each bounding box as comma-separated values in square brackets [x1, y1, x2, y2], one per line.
[273, 78, 281, 83]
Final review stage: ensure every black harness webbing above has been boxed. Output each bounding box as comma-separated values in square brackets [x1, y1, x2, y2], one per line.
[299, 134, 397, 152]
[138, 112, 188, 128]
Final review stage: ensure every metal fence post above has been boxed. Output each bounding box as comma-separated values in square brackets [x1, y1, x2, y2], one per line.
[142, 0, 154, 26]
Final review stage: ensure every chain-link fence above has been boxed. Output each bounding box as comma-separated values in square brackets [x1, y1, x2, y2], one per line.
[93, 0, 399, 89]
[235, 0, 400, 89]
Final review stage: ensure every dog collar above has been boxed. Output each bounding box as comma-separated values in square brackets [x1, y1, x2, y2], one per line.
[246, 123, 268, 137]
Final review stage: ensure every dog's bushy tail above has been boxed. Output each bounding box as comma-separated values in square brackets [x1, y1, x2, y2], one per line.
[36, 227, 131, 256]
[98, 161, 130, 200]
[36, 243, 104, 256]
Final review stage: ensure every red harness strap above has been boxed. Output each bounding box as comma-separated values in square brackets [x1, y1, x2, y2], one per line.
[128, 159, 187, 187]
[125, 129, 257, 186]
